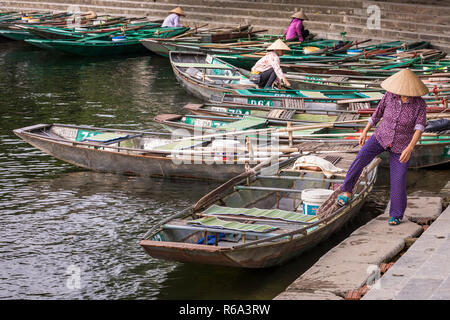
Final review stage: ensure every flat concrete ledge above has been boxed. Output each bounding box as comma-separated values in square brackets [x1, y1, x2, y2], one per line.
[363, 205, 450, 300]
[274, 197, 441, 300]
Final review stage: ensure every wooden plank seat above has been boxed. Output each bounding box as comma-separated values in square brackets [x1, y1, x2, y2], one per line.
[152, 139, 208, 151]
[82, 133, 141, 145]
[163, 218, 283, 238]
[202, 204, 317, 224]
[173, 62, 233, 69]
[188, 216, 277, 233]
[219, 115, 267, 131]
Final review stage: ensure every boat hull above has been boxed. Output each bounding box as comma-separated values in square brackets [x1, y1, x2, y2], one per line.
[172, 62, 230, 101]
[140, 179, 372, 268]
[0, 29, 33, 41]
[14, 127, 248, 181]
[140, 39, 173, 58]
[379, 141, 450, 169]
[25, 39, 149, 56]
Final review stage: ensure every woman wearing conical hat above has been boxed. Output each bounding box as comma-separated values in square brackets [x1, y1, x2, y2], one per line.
[337, 69, 429, 226]
[162, 7, 186, 28]
[250, 39, 291, 89]
[285, 9, 310, 42]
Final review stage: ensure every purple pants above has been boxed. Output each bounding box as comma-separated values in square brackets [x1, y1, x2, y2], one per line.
[341, 135, 410, 220]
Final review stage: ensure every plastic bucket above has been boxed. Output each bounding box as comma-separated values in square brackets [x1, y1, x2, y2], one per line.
[112, 36, 127, 42]
[346, 49, 362, 55]
[301, 189, 334, 216]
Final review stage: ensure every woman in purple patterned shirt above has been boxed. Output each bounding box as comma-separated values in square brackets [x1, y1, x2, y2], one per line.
[337, 69, 429, 225]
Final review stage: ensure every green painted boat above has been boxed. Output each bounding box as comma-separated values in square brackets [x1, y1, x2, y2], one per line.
[0, 29, 34, 41]
[170, 51, 386, 106]
[154, 112, 450, 169]
[214, 40, 430, 70]
[24, 27, 189, 56]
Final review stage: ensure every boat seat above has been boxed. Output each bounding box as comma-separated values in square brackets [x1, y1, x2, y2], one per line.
[163, 218, 282, 238]
[188, 216, 278, 233]
[152, 139, 207, 151]
[173, 62, 232, 69]
[203, 205, 318, 224]
[298, 91, 328, 99]
[82, 132, 141, 145]
[267, 109, 296, 120]
[360, 91, 385, 99]
[219, 115, 267, 131]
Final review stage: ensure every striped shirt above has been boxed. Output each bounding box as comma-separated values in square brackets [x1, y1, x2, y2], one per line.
[369, 92, 427, 153]
[251, 51, 284, 80]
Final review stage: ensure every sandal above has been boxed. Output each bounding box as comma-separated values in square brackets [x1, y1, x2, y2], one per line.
[337, 194, 349, 207]
[389, 217, 401, 225]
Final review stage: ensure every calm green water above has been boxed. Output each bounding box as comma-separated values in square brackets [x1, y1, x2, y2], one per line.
[0, 41, 448, 300]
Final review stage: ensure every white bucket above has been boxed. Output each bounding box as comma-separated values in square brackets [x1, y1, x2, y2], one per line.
[301, 189, 334, 216]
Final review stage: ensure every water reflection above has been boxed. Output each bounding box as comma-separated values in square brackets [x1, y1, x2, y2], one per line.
[0, 41, 448, 299]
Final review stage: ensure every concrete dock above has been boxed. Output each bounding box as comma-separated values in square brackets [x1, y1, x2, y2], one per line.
[363, 204, 450, 300]
[274, 196, 444, 300]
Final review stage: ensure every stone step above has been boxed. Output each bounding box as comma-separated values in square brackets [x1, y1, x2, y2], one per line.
[274, 197, 437, 300]
[6, 0, 450, 25]
[363, 204, 449, 300]
[3, 1, 450, 53]
[4, 1, 450, 37]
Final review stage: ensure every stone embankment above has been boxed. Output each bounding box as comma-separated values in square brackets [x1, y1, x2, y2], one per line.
[275, 196, 446, 300]
[1, 0, 449, 52]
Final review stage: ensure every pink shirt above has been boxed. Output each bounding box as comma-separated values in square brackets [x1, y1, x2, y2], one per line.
[284, 18, 303, 42]
[251, 51, 284, 80]
[369, 92, 427, 153]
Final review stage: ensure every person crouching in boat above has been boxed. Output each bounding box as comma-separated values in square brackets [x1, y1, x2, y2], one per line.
[285, 9, 309, 42]
[337, 69, 429, 226]
[162, 7, 186, 27]
[250, 39, 291, 89]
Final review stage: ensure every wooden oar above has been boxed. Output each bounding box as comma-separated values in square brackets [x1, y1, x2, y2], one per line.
[170, 24, 208, 39]
[174, 118, 373, 142]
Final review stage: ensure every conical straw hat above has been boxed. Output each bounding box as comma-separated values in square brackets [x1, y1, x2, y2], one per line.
[291, 9, 308, 20]
[381, 68, 429, 97]
[267, 39, 291, 51]
[170, 7, 186, 16]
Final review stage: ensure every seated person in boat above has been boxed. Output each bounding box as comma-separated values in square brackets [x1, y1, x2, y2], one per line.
[162, 7, 186, 27]
[284, 9, 310, 42]
[250, 39, 291, 89]
[337, 69, 428, 226]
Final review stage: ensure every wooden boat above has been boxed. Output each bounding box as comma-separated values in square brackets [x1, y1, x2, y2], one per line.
[154, 111, 450, 169]
[13, 123, 299, 181]
[286, 71, 450, 91]
[16, 20, 156, 40]
[141, 38, 264, 58]
[140, 152, 381, 268]
[25, 26, 189, 56]
[185, 102, 449, 121]
[169, 51, 389, 104]
[214, 40, 430, 70]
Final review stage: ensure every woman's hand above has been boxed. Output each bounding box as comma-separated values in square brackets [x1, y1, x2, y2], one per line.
[399, 147, 413, 163]
[359, 131, 368, 146]
[282, 77, 291, 88]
